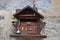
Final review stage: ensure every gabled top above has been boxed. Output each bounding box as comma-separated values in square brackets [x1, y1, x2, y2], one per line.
[13, 6, 44, 19]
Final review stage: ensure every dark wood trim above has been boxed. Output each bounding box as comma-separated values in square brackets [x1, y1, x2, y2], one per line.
[19, 16, 39, 19]
[18, 15, 37, 16]
[37, 18, 40, 34]
[10, 34, 47, 38]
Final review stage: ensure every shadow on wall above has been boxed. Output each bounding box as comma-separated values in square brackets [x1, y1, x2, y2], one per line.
[0, 15, 4, 20]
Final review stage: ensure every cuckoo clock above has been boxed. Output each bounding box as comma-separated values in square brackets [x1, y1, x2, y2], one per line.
[10, 6, 47, 38]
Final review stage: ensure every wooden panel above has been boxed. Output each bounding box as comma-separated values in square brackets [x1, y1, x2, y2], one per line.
[20, 25, 28, 34]
[20, 22, 27, 34]
[20, 22, 37, 34]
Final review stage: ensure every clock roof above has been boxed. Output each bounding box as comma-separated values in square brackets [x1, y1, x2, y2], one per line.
[13, 6, 44, 19]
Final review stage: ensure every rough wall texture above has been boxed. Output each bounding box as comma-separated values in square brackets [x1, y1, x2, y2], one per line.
[0, 0, 60, 40]
[0, 0, 50, 11]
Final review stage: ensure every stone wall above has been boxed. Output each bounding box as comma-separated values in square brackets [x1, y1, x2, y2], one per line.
[0, 10, 16, 40]
[44, 16, 60, 40]
[0, 10, 60, 40]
